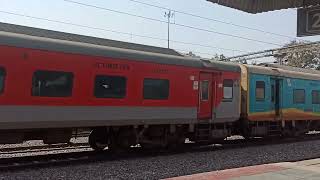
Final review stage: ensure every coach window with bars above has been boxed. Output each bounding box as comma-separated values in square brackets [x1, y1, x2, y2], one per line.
[255, 81, 265, 101]
[0, 67, 5, 94]
[223, 79, 233, 100]
[293, 89, 305, 104]
[94, 75, 127, 98]
[312, 90, 320, 104]
[32, 71, 74, 97]
[143, 78, 169, 100]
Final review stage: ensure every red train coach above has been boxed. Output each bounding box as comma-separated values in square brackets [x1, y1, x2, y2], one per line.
[0, 23, 241, 150]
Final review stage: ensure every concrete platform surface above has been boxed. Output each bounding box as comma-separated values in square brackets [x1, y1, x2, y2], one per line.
[164, 158, 320, 180]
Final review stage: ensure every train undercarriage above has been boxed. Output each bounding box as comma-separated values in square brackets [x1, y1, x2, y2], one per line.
[87, 119, 320, 151]
[1, 120, 320, 151]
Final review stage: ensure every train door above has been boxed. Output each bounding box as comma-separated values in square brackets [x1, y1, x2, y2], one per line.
[198, 72, 212, 120]
[271, 78, 282, 120]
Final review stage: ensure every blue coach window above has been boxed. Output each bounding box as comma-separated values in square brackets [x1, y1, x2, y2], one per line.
[293, 89, 305, 104]
[256, 81, 265, 101]
[0, 67, 5, 94]
[312, 90, 320, 104]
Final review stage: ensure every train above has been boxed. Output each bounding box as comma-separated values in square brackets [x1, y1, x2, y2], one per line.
[0, 22, 320, 151]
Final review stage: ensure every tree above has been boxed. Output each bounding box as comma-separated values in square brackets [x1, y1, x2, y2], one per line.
[185, 51, 201, 58]
[276, 40, 320, 70]
[211, 53, 228, 61]
[251, 60, 257, 65]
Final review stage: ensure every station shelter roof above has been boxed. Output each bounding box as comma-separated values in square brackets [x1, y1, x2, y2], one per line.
[207, 0, 320, 13]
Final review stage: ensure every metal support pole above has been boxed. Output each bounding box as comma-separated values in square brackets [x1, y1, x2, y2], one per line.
[167, 14, 170, 48]
[164, 10, 174, 49]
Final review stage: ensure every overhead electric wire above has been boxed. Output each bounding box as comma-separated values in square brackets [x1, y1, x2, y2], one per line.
[62, 0, 283, 46]
[227, 41, 320, 62]
[172, 23, 282, 46]
[0, 10, 248, 53]
[126, 0, 298, 41]
[230, 41, 320, 59]
[170, 40, 248, 53]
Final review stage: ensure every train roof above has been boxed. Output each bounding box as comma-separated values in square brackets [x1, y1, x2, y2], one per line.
[202, 59, 241, 72]
[259, 63, 320, 75]
[0, 22, 181, 56]
[246, 64, 320, 81]
[0, 22, 240, 72]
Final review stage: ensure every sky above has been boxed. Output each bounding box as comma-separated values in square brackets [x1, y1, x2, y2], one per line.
[1, 0, 320, 63]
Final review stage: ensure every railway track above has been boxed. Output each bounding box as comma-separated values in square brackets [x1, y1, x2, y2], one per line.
[0, 134, 320, 171]
[0, 143, 90, 154]
[0, 142, 92, 169]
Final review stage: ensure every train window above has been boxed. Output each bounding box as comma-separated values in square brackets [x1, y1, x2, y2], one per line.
[312, 90, 320, 104]
[201, 81, 209, 101]
[256, 81, 265, 101]
[32, 71, 74, 97]
[223, 79, 233, 100]
[293, 89, 305, 104]
[143, 78, 169, 100]
[94, 75, 127, 98]
[0, 67, 5, 94]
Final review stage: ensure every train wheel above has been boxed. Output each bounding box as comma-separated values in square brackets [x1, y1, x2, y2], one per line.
[89, 128, 108, 151]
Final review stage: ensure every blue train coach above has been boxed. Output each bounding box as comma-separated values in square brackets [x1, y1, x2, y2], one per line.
[239, 64, 320, 137]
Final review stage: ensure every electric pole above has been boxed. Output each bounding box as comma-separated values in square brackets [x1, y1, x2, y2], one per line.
[164, 10, 174, 49]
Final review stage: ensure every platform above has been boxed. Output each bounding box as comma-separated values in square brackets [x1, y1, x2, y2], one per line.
[165, 158, 320, 180]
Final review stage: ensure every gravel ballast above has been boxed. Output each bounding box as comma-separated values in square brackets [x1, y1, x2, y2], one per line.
[0, 139, 320, 180]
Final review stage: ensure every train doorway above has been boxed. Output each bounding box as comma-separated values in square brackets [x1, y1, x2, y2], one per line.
[198, 72, 213, 120]
[271, 78, 282, 120]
